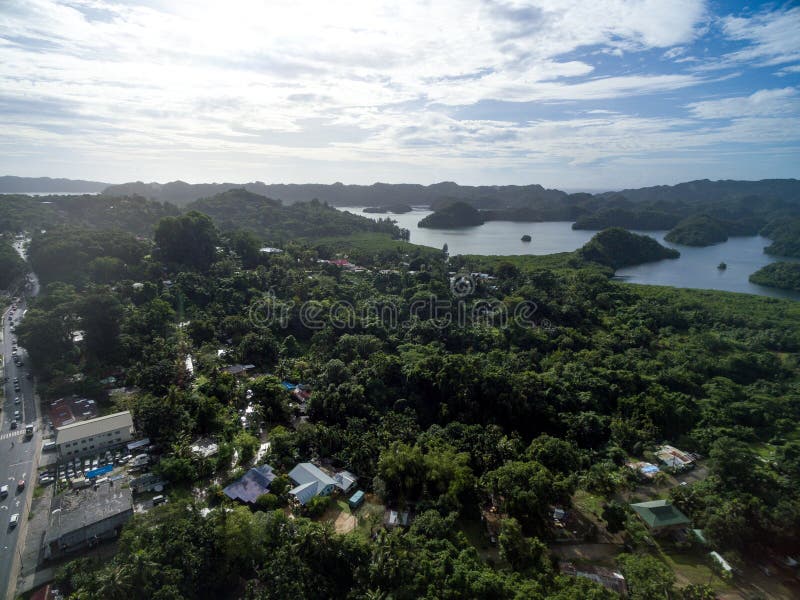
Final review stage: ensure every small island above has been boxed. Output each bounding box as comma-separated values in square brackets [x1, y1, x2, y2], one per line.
[718, 262, 727, 270]
[749, 262, 800, 292]
[665, 215, 728, 246]
[577, 227, 680, 269]
[418, 201, 485, 228]
[521, 234, 531, 242]
[363, 203, 413, 214]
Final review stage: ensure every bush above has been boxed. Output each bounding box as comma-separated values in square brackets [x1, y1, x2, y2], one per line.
[304, 495, 332, 517]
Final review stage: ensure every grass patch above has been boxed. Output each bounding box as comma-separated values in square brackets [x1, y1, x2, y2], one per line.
[573, 490, 605, 519]
[658, 547, 732, 593]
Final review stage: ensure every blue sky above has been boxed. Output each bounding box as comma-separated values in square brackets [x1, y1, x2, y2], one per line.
[0, 0, 798, 189]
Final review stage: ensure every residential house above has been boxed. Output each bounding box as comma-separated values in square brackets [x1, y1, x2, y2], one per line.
[288, 462, 336, 505]
[631, 499, 690, 534]
[223, 464, 276, 504]
[656, 444, 695, 470]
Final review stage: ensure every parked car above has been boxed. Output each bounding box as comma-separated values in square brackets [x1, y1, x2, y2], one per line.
[9, 513, 19, 528]
[14, 396, 20, 404]
[0, 484, 8, 497]
[10, 421, 17, 429]
[17, 480, 24, 491]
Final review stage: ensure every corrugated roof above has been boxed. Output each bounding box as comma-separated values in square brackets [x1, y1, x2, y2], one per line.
[631, 500, 690, 528]
[288, 462, 336, 488]
[289, 481, 319, 505]
[55, 411, 133, 445]
[223, 464, 276, 504]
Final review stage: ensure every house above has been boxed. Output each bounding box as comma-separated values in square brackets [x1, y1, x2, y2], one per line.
[55, 411, 134, 460]
[348, 490, 365, 509]
[44, 481, 133, 558]
[223, 364, 256, 376]
[288, 462, 336, 505]
[656, 445, 695, 470]
[559, 563, 627, 596]
[191, 437, 219, 458]
[631, 499, 690, 534]
[334, 470, 357, 493]
[223, 464, 276, 504]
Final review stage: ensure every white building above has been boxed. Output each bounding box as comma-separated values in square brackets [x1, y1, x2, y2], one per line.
[55, 411, 134, 460]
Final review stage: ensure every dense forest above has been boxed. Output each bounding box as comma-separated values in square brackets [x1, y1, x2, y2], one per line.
[6, 199, 797, 598]
[749, 262, 800, 292]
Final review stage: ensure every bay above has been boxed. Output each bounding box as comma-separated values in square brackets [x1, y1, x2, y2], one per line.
[340, 206, 800, 301]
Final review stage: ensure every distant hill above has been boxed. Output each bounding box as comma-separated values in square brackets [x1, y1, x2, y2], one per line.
[592, 178, 800, 205]
[187, 188, 404, 242]
[102, 180, 571, 208]
[0, 176, 108, 193]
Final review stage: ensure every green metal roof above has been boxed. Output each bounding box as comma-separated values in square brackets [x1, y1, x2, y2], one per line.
[631, 500, 690, 529]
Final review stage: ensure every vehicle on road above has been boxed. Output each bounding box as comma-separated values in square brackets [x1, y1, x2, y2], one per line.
[14, 396, 20, 404]
[0, 485, 8, 497]
[24, 423, 33, 439]
[9, 513, 19, 528]
[10, 421, 17, 429]
[17, 480, 24, 491]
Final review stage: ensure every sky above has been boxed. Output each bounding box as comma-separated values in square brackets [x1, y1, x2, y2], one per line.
[0, 0, 799, 189]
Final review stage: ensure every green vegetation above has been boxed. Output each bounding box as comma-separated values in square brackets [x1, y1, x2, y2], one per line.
[418, 200, 485, 228]
[13, 196, 800, 599]
[749, 261, 800, 292]
[573, 208, 680, 231]
[0, 237, 26, 289]
[577, 228, 680, 269]
[665, 215, 730, 246]
[188, 188, 404, 242]
[762, 217, 800, 258]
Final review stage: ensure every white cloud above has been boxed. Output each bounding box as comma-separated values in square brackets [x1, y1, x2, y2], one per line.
[687, 88, 800, 119]
[718, 7, 800, 68]
[1, 0, 798, 187]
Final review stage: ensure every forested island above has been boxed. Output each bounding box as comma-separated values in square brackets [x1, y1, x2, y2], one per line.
[1, 183, 798, 599]
[749, 262, 800, 292]
[577, 227, 680, 269]
[417, 200, 485, 228]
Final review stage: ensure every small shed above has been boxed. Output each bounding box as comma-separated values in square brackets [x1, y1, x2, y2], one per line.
[348, 490, 365, 509]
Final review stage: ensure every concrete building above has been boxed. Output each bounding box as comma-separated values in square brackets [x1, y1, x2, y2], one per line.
[44, 482, 133, 558]
[55, 411, 134, 460]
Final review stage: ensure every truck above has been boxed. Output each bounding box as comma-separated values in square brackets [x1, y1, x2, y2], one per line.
[24, 423, 33, 439]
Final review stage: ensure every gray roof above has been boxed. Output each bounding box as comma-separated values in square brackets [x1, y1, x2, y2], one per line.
[56, 411, 133, 445]
[289, 481, 320, 505]
[334, 470, 357, 491]
[288, 462, 336, 488]
[223, 464, 276, 504]
[46, 483, 133, 542]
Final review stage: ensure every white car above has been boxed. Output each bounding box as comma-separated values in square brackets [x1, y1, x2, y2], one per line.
[9, 513, 19, 528]
[0, 484, 8, 497]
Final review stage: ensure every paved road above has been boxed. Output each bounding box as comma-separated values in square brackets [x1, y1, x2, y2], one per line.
[0, 240, 41, 598]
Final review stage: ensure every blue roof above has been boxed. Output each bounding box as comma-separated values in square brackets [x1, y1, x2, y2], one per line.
[289, 462, 336, 488]
[289, 481, 320, 505]
[281, 381, 297, 390]
[349, 490, 364, 503]
[223, 464, 276, 504]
